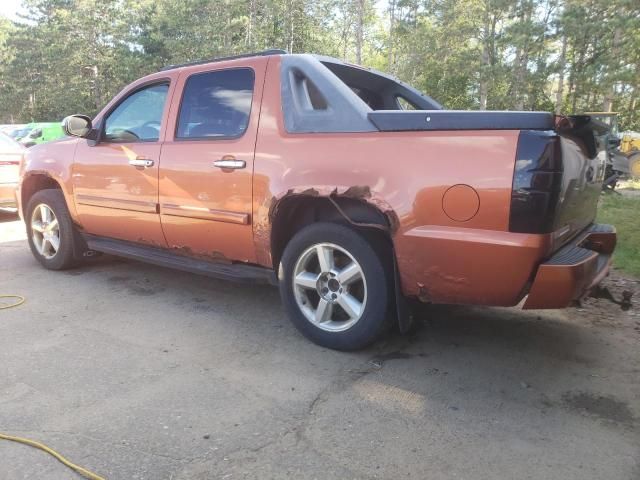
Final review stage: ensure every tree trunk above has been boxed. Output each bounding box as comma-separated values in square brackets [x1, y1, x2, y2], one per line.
[555, 34, 567, 114]
[479, 49, 489, 110]
[602, 27, 621, 112]
[479, 13, 497, 110]
[246, 0, 256, 48]
[355, 0, 364, 65]
[571, 42, 585, 113]
[512, 0, 533, 110]
[288, 0, 295, 53]
[388, 0, 396, 73]
[91, 65, 100, 110]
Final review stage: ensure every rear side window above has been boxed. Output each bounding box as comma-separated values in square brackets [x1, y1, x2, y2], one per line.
[176, 68, 254, 139]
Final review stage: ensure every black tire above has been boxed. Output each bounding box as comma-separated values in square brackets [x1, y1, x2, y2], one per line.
[279, 222, 391, 351]
[25, 189, 78, 270]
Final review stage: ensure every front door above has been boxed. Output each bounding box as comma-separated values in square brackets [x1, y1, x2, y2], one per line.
[159, 60, 267, 263]
[73, 81, 174, 246]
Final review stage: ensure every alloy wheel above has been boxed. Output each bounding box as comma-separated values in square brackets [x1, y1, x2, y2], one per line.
[31, 203, 60, 259]
[292, 242, 368, 332]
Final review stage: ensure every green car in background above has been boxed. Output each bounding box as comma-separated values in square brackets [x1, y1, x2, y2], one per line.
[19, 122, 65, 147]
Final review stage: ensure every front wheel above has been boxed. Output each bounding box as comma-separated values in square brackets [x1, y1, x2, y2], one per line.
[279, 222, 391, 351]
[25, 189, 78, 270]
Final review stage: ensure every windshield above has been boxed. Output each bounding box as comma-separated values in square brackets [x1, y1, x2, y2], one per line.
[10, 128, 30, 138]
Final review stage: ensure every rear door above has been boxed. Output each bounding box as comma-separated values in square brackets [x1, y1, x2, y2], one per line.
[158, 58, 267, 263]
[73, 77, 177, 245]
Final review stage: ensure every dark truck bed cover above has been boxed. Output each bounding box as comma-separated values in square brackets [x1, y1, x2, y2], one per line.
[368, 110, 555, 131]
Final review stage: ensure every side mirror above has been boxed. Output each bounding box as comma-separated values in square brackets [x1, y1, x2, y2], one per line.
[63, 115, 93, 138]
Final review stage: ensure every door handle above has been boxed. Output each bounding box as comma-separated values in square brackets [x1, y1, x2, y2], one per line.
[129, 157, 154, 168]
[213, 159, 246, 169]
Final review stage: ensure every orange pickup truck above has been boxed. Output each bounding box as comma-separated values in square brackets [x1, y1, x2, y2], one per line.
[18, 50, 616, 350]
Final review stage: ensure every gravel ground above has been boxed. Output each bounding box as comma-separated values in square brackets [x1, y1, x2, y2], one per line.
[1, 210, 639, 480]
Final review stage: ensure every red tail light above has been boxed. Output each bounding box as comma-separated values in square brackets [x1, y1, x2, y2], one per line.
[509, 130, 563, 234]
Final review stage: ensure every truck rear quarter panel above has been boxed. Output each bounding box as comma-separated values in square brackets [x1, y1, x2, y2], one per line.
[254, 56, 551, 305]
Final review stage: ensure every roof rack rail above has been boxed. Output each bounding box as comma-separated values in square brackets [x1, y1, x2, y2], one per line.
[160, 49, 287, 71]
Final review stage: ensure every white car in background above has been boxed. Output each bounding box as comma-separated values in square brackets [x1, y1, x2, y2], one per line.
[0, 132, 24, 209]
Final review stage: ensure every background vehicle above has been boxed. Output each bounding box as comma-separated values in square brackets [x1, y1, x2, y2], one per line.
[9, 125, 32, 141]
[0, 132, 24, 208]
[19, 122, 65, 148]
[0, 124, 24, 135]
[18, 51, 616, 350]
[586, 112, 640, 185]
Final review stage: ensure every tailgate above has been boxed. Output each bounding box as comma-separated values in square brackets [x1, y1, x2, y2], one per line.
[509, 115, 609, 247]
[553, 116, 608, 243]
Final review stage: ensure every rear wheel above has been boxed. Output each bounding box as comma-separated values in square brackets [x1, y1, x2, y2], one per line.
[279, 222, 391, 350]
[26, 189, 78, 270]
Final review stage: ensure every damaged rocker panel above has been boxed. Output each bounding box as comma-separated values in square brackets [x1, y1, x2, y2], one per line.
[84, 235, 277, 285]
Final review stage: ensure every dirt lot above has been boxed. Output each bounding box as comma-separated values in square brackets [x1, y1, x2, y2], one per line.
[1, 210, 639, 480]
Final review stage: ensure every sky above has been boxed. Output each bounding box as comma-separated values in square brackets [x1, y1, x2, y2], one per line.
[0, 0, 23, 21]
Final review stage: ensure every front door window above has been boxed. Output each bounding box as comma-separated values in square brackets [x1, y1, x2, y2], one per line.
[104, 83, 169, 143]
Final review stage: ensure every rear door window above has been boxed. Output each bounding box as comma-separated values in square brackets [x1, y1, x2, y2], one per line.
[176, 68, 254, 140]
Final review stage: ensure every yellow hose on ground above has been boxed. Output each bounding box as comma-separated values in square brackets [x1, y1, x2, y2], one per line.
[0, 295, 25, 309]
[0, 432, 106, 480]
[1, 296, 105, 478]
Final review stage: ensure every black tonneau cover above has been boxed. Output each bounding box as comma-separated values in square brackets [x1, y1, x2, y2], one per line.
[368, 110, 555, 132]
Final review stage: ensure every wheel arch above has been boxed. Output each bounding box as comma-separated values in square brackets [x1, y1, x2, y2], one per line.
[265, 186, 413, 333]
[268, 188, 398, 271]
[20, 172, 64, 217]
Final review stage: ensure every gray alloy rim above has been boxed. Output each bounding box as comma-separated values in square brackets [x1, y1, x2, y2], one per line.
[31, 203, 60, 259]
[292, 242, 368, 332]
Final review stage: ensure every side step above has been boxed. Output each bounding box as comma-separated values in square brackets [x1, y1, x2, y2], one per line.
[84, 235, 278, 285]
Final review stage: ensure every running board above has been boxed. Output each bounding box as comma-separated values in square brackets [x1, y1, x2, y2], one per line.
[84, 235, 278, 285]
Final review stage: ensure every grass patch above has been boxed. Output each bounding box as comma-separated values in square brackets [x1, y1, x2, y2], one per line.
[597, 193, 640, 277]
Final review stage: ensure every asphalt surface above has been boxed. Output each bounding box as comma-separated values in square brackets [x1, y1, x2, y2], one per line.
[1, 210, 639, 480]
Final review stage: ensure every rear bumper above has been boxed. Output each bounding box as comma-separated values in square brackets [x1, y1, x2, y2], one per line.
[523, 224, 616, 309]
[0, 183, 18, 208]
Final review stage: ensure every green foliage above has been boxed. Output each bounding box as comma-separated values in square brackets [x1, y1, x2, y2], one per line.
[0, 0, 638, 130]
[597, 193, 640, 278]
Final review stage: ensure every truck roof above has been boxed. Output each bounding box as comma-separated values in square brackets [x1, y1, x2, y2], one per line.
[160, 49, 287, 71]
